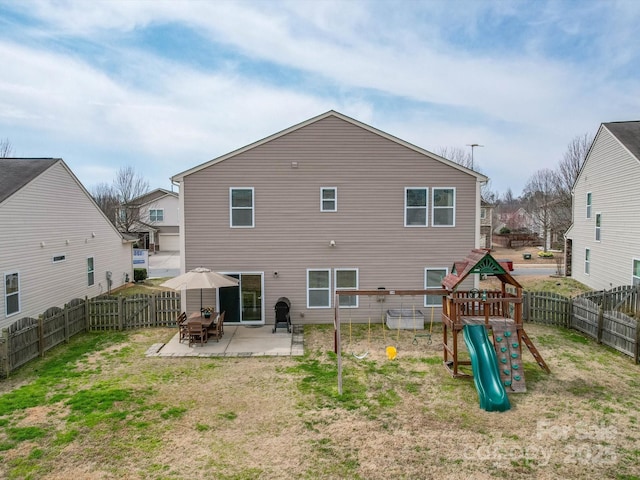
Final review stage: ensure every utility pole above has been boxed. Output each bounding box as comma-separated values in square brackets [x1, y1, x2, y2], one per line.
[466, 143, 484, 170]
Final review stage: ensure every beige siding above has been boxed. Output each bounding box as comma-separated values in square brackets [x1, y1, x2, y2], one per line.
[0, 162, 132, 328]
[181, 116, 479, 323]
[568, 127, 640, 290]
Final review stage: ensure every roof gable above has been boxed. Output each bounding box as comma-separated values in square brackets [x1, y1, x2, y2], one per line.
[131, 188, 178, 206]
[443, 249, 522, 290]
[172, 110, 489, 182]
[0, 158, 59, 204]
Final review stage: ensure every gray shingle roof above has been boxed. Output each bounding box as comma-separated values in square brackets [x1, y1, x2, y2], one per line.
[603, 121, 640, 161]
[0, 158, 60, 204]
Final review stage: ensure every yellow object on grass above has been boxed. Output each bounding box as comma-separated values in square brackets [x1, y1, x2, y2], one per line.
[386, 346, 397, 360]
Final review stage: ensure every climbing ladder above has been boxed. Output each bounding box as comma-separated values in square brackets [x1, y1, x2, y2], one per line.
[520, 330, 551, 374]
[491, 324, 526, 393]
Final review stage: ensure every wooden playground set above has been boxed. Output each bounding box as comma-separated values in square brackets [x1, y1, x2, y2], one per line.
[334, 249, 550, 412]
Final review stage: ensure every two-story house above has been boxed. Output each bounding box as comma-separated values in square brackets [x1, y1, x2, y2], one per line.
[0, 158, 133, 328]
[124, 188, 180, 252]
[171, 111, 487, 326]
[565, 121, 640, 290]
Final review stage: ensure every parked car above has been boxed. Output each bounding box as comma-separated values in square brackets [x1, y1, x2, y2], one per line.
[497, 259, 514, 271]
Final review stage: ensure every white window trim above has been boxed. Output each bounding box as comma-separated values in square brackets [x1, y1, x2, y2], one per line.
[88, 256, 95, 287]
[229, 187, 255, 228]
[586, 192, 592, 219]
[595, 212, 601, 242]
[307, 268, 331, 309]
[633, 258, 640, 286]
[424, 267, 447, 307]
[320, 187, 337, 212]
[149, 208, 164, 222]
[335, 268, 359, 308]
[480, 208, 486, 219]
[585, 248, 590, 275]
[4, 271, 21, 317]
[405, 187, 428, 227]
[432, 187, 456, 227]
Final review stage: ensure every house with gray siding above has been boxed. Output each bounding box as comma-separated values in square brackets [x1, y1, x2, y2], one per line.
[0, 158, 133, 328]
[171, 111, 487, 327]
[565, 121, 640, 290]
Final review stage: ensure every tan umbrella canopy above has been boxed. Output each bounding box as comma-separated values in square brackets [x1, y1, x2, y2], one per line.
[160, 267, 239, 310]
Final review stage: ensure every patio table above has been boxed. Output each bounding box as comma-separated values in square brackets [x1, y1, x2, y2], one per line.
[187, 312, 218, 330]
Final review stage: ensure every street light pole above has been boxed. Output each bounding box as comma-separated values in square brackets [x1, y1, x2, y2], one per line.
[466, 143, 484, 170]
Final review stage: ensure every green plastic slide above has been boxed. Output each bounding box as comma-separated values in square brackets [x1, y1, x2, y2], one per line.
[462, 325, 511, 412]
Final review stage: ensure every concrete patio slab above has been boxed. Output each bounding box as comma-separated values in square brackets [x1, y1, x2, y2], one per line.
[145, 325, 304, 358]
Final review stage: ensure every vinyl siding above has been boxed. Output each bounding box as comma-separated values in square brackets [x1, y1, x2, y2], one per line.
[181, 115, 479, 323]
[0, 162, 132, 327]
[568, 126, 640, 290]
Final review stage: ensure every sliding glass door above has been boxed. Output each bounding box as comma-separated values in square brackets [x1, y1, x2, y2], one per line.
[219, 273, 264, 324]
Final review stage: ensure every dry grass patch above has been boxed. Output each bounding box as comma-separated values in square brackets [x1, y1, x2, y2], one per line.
[1, 325, 640, 479]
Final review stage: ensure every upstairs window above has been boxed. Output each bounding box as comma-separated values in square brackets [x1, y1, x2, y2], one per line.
[150, 209, 164, 222]
[321, 187, 337, 212]
[230, 188, 254, 228]
[4, 272, 20, 316]
[335, 269, 358, 308]
[586, 192, 592, 219]
[633, 259, 640, 286]
[480, 208, 486, 219]
[432, 188, 455, 226]
[595, 213, 602, 241]
[405, 188, 428, 226]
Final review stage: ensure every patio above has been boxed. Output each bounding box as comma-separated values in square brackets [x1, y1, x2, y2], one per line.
[145, 324, 304, 358]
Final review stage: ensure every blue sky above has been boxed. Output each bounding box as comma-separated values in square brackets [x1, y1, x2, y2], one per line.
[1, 0, 640, 196]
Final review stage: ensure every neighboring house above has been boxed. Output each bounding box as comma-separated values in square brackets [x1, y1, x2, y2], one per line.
[565, 121, 640, 290]
[480, 200, 493, 249]
[494, 207, 537, 234]
[118, 188, 180, 252]
[0, 158, 133, 328]
[171, 111, 487, 326]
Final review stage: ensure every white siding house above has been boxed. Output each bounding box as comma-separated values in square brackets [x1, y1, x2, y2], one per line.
[0, 158, 133, 328]
[565, 121, 640, 290]
[171, 111, 488, 326]
[127, 189, 180, 252]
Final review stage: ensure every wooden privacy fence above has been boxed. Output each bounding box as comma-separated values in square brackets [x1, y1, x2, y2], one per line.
[524, 285, 640, 363]
[0, 291, 180, 377]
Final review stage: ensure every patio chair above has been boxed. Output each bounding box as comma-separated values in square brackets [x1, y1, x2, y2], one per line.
[176, 312, 188, 343]
[207, 313, 224, 342]
[187, 322, 208, 347]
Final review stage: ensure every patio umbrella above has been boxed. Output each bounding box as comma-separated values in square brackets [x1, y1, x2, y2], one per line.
[160, 267, 239, 311]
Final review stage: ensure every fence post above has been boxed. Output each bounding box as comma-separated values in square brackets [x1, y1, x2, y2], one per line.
[64, 303, 70, 343]
[38, 317, 45, 357]
[84, 296, 89, 332]
[567, 297, 573, 329]
[635, 320, 640, 365]
[597, 291, 605, 344]
[150, 294, 157, 327]
[1, 328, 9, 377]
[118, 295, 124, 331]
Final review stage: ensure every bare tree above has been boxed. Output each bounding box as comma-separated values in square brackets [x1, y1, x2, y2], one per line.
[438, 146, 473, 169]
[113, 166, 150, 233]
[553, 133, 593, 236]
[91, 182, 120, 226]
[522, 168, 557, 251]
[1, 137, 13, 157]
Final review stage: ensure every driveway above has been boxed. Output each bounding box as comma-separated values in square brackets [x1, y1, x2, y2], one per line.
[148, 251, 180, 278]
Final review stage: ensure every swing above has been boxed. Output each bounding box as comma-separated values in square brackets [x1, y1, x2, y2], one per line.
[385, 297, 404, 360]
[379, 299, 397, 360]
[348, 312, 370, 360]
[413, 305, 434, 345]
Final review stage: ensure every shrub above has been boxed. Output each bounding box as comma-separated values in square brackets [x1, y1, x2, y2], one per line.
[499, 227, 511, 234]
[134, 268, 148, 282]
[537, 251, 554, 258]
